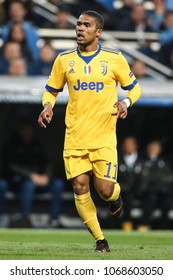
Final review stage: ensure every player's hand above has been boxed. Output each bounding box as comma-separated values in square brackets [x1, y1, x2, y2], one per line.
[113, 101, 128, 119]
[38, 103, 53, 128]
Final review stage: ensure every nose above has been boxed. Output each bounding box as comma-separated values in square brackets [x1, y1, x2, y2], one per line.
[77, 27, 81, 32]
[76, 24, 84, 32]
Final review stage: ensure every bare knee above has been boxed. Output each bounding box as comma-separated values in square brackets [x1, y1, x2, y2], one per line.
[94, 177, 114, 200]
[71, 173, 90, 195]
[98, 187, 114, 200]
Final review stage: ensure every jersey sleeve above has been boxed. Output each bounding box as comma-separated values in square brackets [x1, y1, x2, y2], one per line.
[127, 83, 142, 105]
[115, 52, 138, 90]
[45, 54, 67, 93]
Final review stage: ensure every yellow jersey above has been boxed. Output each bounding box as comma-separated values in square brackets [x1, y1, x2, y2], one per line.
[45, 44, 139, 149]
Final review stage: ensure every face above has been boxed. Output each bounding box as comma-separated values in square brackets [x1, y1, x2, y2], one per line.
[57, 10, 70, 28]
[9, 3, 26, 22]
[165, 12, 173, 28]
[40, 45, 56, 62]
[8, 58, 26, 76]
[122, 137, 138, 155]
[131, 60, 147, 78]
[76, 14, 102, 48]
[4, 42, 21, 59]
[11, 24, 25, 42]
[147, 141, 161, 157]
[131, 4, 146, 23]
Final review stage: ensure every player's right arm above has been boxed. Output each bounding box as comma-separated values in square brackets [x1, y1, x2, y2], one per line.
[38, 89, 58, 128]
[38, 54, 66, 128]
[38, 99, 53, 128]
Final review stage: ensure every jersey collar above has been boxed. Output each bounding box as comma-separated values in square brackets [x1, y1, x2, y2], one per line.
[77, 43, 101, 64]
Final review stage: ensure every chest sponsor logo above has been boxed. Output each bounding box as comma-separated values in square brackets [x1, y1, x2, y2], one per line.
[73, 79, 104, 92]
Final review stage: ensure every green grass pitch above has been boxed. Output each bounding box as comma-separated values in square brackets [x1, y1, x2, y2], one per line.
[0, 229, 172, 260]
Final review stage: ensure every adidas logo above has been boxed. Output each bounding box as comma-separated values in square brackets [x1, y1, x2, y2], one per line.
[68, 68, 75, 74]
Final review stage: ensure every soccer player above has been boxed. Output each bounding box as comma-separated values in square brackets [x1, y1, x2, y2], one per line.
[38, 10, 141, 252]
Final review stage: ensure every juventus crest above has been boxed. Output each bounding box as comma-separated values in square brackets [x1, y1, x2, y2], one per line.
[100, 60, 108, 75]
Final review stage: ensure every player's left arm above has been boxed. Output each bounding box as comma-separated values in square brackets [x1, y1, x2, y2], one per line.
[114, 53, 142, 118]
[114, 83, 141, 119]
[127, 83, 142, 106]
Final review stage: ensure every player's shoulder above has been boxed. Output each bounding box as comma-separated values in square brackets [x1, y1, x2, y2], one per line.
[101, 46, 120, 55]
[59, 47, 77, 57]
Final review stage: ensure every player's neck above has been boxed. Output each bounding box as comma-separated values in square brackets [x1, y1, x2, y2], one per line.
[78, 42, 99, 53]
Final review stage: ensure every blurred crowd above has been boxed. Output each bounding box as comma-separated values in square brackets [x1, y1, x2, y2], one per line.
[117, 136, 173, 231]
[0, 120, 65, 228]
[0, 0, 173, 78]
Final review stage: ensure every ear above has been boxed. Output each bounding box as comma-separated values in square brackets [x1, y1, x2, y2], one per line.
[96, 29, 102, 38]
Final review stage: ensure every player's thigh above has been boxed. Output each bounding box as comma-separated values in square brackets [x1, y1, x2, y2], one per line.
[92, 147, 118, 183]
[63, 150, 92, 180]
